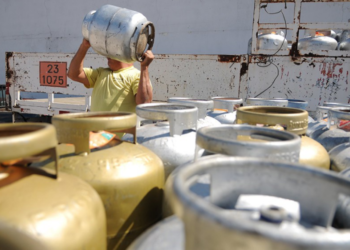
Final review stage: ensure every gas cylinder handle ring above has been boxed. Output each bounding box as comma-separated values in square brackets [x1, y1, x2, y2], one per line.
[137, 22, 155, 62]
[236, 106, 308, 135]
[0, 123, 59, 179]
[52, 112, 138, 154]
[196, 124, 301, 162]
[328, 108, 350, 129]
[246, 98, 288, 107]
[168, 97, 213, 119]
[136, 103, 198, 136]
[169, 156, 350, 241]
[211, 97, 243, 113]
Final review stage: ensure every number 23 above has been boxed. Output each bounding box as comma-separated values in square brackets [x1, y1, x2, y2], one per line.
[48, 64, 59, 73]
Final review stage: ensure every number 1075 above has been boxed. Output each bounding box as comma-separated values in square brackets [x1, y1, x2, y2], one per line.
[42, 75, 64, 85]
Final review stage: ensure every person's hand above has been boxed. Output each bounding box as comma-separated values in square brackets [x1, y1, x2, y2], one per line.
[140, 50, 154, 68]
[81, 39, 91, 50]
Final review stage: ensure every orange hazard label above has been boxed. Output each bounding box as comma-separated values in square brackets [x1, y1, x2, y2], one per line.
[40, 61, 67, 88]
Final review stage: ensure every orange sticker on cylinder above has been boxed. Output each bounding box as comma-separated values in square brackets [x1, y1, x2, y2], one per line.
[40, 61, 67, 87]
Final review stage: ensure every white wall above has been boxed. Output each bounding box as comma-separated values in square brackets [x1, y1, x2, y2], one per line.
[1, 0, 350, 85]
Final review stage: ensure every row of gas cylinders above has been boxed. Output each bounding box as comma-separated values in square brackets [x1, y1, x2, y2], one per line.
[1, 97, 350, 250]
[248, 29, 350, 53]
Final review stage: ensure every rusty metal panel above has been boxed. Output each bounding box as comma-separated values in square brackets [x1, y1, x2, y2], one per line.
[149, 54, 242, 101]
[240, 55, 350, 111]
[6, 52, 106, 115]
[7, 52, 100, 96]
[251, 0, 350, 57]
[7, 52, 349, 116]
[7, 52, 243, 116]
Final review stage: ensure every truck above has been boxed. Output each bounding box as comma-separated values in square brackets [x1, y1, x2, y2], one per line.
[5, 0, 350, 121]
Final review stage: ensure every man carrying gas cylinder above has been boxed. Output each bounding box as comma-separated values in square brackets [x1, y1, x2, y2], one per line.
[68, 39, 154, 113]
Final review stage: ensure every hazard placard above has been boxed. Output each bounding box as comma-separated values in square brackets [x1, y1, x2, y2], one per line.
[39, 61, 67, 87]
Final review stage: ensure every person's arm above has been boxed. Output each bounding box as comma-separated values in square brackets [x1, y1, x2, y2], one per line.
[67, 39, 91, 88]
[135, 50, 154, 105]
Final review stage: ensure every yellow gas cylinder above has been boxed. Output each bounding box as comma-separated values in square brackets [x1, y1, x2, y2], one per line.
[40, 112, 165, 250]
[236, 106, 330, 169]
[0, 123, 107, 250]
[0, 221, 51, 250]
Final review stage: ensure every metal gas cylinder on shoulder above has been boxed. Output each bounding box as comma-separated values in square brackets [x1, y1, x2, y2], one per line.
[0, 123, 106, 250]
[36, 112, 164, 250]
[247, 29, 288, 54]
[167, 97, 220, 128]
[298, 30, 338, 50]
[207, 97, 243, 124]
[236, 106, 330, 169]
[82, 4, 155, 63]
[122, 103, 198, 179]
[314, 107, 350, 152]
[129, 157, 350, 250]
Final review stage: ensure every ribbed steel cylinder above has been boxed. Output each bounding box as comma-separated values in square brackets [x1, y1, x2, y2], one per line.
[207, 97, 243, 124]
[122, 103, 198, 179]
[166, 156, 350, 250]
[82, 4, 155, 62]
[163, 124, 301, 219]
[167, 97, 220, 128]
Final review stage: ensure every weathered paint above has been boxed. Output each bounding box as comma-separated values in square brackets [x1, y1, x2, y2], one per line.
[7, 53, 94, 117]
[6, 52, 14, 81]
[252, 0, 350, 57]
[5, 0, 350, 118]
[7, 52, 350, 117]
[240, 55, 350, 110]
[217, 55, 241, 63]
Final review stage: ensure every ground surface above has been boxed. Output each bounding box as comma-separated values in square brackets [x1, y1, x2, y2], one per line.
[0, 108, 51, 124]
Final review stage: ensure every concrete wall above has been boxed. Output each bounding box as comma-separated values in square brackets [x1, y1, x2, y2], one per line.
[1, 0, 350, 85]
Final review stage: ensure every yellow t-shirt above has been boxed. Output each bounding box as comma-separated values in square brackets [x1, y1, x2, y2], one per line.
[83, 66, 144, 113]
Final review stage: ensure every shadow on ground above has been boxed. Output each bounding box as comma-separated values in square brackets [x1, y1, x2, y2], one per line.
[0, 109, 51, 124]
